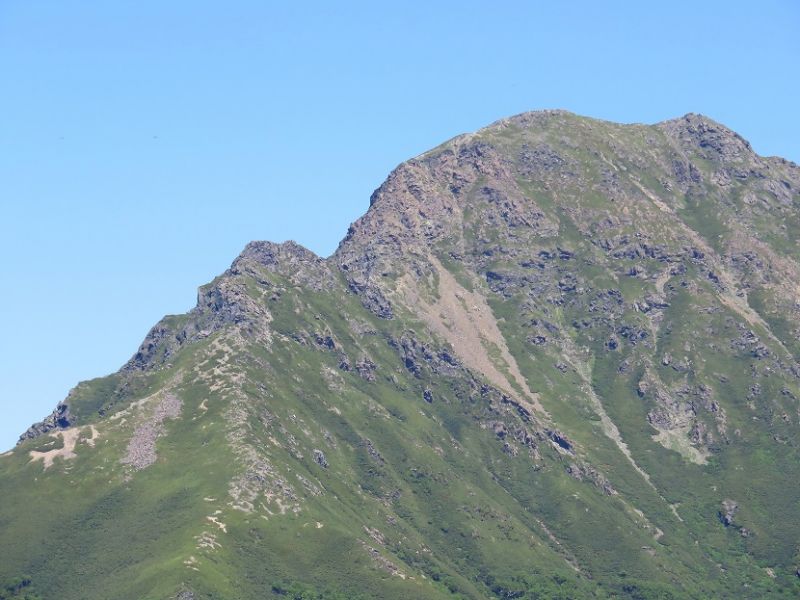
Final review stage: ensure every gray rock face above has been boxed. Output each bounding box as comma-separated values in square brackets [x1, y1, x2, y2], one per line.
[657, 113, 753, 162]
[233, 240, 335, 292]
[719, 499, 738, 527]
[18, 402, 71, 444]
[123, 243, 325, 373]
[312, 449, 328, 468]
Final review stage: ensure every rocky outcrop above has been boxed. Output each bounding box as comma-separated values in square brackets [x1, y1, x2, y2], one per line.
[123, 244, 320, 372]
[232, 240, 336, 291]
[719, 499, 738, 527]
[658, 113, 755, 162]
[18, 401, 71, 444]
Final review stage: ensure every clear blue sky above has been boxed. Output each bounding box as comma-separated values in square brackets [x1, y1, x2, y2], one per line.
[1, 1, 798, 450]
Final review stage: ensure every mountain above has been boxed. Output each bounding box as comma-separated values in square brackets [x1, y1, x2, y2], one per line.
[2, 110, 800, 600]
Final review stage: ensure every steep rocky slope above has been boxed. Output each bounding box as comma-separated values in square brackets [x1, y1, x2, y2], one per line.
[2, 111, 800, 599]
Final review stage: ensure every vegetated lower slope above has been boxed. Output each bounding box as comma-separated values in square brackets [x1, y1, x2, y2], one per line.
[2, 111, 800, 600]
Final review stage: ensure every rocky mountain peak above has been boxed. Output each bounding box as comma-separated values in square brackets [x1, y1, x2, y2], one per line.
[234, 239, 321, 268]
[658, 112, 755, 161]
[233, 239, 334, 290]
[6, 110, 800, 600]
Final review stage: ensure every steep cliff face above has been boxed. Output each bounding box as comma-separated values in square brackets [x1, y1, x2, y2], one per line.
[3, 111, 800, 600]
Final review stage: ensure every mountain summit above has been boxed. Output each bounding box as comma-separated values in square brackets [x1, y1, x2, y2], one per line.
[3, 111, 800, 599]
